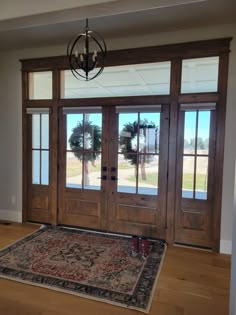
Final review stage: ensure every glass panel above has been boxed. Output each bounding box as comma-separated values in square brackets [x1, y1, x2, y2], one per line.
[182, 156, 194, 198]
[67, 114, 83, 150]
[138, 155, 159, 195]
[41, 114, 49, 149]
[197, 111, 210, 155]
[181, 57, 219, 93]
[66, 111, 102, 190]
[32, 150, 40, 184]
[66, 152, 82, 189]
[41, 151, 49, 185]
[195, 157, 208, 200]
[140, 112, 160, 153]
[118, 154, 136, 194]
[119, 113, 138, 154]
[86, 113, 102, 152]
[84, 154, 101, 190]
[29, 71, 52, 99]
[184, 112, 196, 154]
[62, 61, 171, 99]
[32, 114, 40, 149]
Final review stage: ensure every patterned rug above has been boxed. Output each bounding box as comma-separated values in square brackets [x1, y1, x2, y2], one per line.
[0, 226, 166, 313]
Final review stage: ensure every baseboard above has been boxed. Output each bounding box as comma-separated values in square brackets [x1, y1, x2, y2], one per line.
[0, 209, 22, 223]
[220, 240, 232, 254]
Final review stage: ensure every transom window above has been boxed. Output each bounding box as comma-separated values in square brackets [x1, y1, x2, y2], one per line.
[29, 71, 53, 100]
[181, 56, 219, 93]
[60, 62, 171, 98]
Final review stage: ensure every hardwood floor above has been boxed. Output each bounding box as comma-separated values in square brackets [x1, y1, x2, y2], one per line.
[0, 223, 231, 315]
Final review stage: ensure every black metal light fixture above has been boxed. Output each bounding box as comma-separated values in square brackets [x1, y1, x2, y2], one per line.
[67, 18, 107, 81]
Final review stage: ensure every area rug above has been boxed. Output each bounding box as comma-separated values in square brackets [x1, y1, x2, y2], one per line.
[0, 226, 166, 313]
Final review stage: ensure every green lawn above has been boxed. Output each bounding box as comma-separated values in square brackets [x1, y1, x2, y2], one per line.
[128, 173, 207, 191]
[66, 159, 131, 177]
[66, 159, 100, 177]
[67, 159, 207, 192]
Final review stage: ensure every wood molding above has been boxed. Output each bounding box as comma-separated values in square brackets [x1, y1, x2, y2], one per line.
[20, 37, 232, 71]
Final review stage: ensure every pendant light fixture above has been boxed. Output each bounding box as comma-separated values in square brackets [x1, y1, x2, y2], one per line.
[67, 18, 107, 81]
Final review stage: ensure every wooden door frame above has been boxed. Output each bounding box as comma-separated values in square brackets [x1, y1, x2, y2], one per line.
[21, 37, 232, 251]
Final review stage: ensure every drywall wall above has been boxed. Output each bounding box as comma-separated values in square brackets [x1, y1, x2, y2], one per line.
[0, 22, 235, 254]
[230, 162, 236, 314]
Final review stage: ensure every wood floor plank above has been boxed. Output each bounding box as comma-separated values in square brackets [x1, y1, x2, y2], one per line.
[0, 223, 231, 315]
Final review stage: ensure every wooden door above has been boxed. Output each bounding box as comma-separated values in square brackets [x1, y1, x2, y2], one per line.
[58, 106, 108, 230]
[107, 105, 169, 239]
[174, 104, 216, 248]
[58, 105, 169, 239]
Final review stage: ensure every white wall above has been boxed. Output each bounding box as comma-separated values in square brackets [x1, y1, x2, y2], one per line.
[230, 161, 236, 314]
[0, 22, 235, 254]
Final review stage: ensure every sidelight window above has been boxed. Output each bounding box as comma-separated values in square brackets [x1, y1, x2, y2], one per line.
[180, 104, 215, 200]
[27, 108, 50, 185]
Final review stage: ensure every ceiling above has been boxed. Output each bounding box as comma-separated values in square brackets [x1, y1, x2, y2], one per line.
[0, 0, 235, 51]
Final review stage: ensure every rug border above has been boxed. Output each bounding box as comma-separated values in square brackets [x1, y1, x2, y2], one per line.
[145, 242, 167, 313]
[0, 226, 167, 313]
[0, 224, 44, 252]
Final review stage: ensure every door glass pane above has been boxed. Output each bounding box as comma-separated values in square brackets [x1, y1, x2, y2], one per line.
[67, 114, 83, 150]
[119, 113, 138, 153]
[138, 155, 158, 195]
[196, 157, 208, 200]
[61, 61, 171, 99]
[66, 152, 82, 189]
[41, 151, 49, 185]
[84, 154, 101, 190]
[86, 113, 102, 151]
[184, 112, 196, 154]
[182, 156, 194, 198]
[181, 57, 219, 93]
[29, 71, 53, 99]
[66, 112, 102, 190]
[118, 110, 160, 195]
[140, 113, 160, 154]
[41, 114, 49, 149]
[197, 111, 210, 155]
[118, 154, 136, 194]
[32, 150, 40, 184]
[32, 114, 40, 149]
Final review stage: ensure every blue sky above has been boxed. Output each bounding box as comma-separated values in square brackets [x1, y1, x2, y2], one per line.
[66, 110, 211, 146]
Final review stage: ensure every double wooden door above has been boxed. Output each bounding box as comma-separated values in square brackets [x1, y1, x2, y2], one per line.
[25, 103, 216, 247]
[58, 105, 169, 239]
